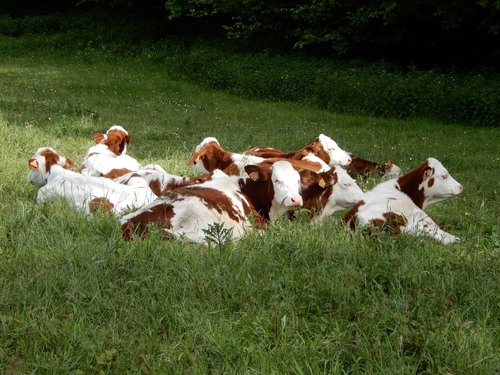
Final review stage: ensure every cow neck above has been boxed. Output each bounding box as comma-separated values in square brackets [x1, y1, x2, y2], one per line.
[396, 161, 428, 209]
[206, 145, 235, 172]
[238, 178, 273, 221]
[302, 182, 334, 212]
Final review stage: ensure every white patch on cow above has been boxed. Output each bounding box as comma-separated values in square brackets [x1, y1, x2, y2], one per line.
[194, 136, 219, 152]
[315, 166, 363, 220]
[81, 143, 141, 176]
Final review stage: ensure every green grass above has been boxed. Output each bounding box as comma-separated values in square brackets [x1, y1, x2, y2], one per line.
[0, 34, 499, 374]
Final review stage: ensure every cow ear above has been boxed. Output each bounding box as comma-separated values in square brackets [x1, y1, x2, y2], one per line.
[28, 159, 39, 170]
[310, 141, 322, 153]
[423, 166, 434, 180]
[245, 165, 266, 181]
[64, 158, 74, 169]
[320, 171, 336, 187]
[301, 147, 315, 156]
[300, 170, 317, 185]
[93, 133, 106, 144]
[188, 152, 201, 164]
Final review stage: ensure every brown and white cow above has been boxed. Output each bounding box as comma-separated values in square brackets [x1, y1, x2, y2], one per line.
[189, 137, 266, 175]
[189, 137, 330, 176]
[244, 134, 352, 167]
[120, 161, 304, 243]
[28, 147, 156, 216]
[343, 158, 463, 244]
[79, 125, 142, 178]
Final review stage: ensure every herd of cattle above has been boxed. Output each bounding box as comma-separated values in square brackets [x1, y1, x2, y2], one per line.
[27, 125, 463, 245]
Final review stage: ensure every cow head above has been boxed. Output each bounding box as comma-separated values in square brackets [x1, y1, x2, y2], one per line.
[313, 134, 352, 167]
[420, 158, 463, 208]
[244, 161, 303, 220]
[300, 166, 363, 219]
[189, 137, 228, 174]
[93, 125, 132, 156]
[384, 160, 402, 178]
[27, 147, 74, 187]
[398, 157, 463, 209]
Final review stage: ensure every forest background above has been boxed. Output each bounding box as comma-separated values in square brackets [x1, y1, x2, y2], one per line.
[1, 0, 499, 127]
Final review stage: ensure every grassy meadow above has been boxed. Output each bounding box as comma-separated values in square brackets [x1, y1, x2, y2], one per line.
[0, 32, 499, 374]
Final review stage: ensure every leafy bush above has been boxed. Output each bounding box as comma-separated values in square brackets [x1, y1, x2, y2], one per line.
[147, 39, 499, 127]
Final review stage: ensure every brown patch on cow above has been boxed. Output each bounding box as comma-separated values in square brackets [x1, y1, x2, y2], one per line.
[188, 141, 235, 173]
[427, 177, 435, 188]
[238, 167, 274, 222]
[159, 173, 213, 196]
[382, 212, 407, 234]
[102, 129, 132, 156]
[89, 197, 114, 213]
[148, 179, 162, 196]
[297, 169, 337, 217]
[343, 200, 365, 230]
[366, 212, 407, 236]
[92, 132, 106, 144]
[103, 168, 134, 179]
[177, 186, 248, 223]
[310, 140, 331, 165]
[38, 149, 74, 173]
[347, 156, 386, 178]
[396, 160, 430, 209]
[244, 146, 286, 158]
[369, 218, 385, 227]
[259, 157, 324, 173]
[121, 202, 175, 240]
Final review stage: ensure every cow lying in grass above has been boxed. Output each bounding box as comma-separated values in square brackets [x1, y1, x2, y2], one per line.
[243, 133, 352, 167]
[79, 125, 142, 178]
[300, 166, 363, 221]
[28, 147, 156, 216]
[189, 137, 332, 176]
[113, 164, 216, 196]
[120, 161, 304, 243]
[343, 158, 463, 244]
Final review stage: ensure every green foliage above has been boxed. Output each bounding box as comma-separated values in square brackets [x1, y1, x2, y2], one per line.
[203, 222, 233, 251]
[144, 38, 499, 127]
[164, 0, 500, 65]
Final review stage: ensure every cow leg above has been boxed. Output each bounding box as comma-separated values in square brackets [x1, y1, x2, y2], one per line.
[404, 210, 461, 245]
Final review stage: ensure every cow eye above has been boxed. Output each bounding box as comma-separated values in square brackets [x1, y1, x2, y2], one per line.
[442, 174, 448, 180]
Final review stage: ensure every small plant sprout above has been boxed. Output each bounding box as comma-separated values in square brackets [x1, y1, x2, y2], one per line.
[202, 222, 233, 251]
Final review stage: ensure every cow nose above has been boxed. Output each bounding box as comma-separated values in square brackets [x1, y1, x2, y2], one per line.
[291, 195, 303, 207]
[346, 156, 352, 165]
[458, 184, 463, 192]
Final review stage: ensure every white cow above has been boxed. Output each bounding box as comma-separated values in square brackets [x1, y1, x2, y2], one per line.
[28, 147, 156, 216]
[79, 125, 141, 178]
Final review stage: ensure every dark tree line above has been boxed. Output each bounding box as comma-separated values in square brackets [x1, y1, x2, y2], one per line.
[1, 0, 498, 68]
